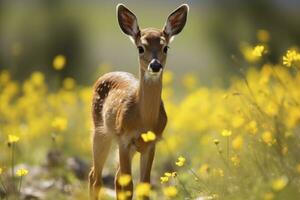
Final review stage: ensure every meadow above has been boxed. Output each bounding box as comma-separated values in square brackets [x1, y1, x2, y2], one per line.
[1, 33, 300, 200]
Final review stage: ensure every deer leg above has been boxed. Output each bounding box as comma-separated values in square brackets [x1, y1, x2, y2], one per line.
[139, 144, 155, 200]
[115, 143, 134, 200]
[89, 128, 112, 200]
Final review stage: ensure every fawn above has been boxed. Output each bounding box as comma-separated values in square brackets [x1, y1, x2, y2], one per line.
[89, 3, 188, 200]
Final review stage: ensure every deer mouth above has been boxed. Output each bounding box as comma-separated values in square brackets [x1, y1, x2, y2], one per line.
[149, 67, 162, 74]
[147, 67, 162, 77]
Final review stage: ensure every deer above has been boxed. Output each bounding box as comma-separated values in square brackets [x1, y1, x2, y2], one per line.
[89, 3, 188, 200]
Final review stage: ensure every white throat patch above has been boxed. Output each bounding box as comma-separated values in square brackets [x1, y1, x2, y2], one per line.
[144, 69, 162, 82]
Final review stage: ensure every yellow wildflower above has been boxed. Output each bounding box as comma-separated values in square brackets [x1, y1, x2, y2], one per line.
[271, 176, 288, 191]
[232, 136, 243, 150]
[31, 71, 45, 86]
[198, 164, 209, 176]
[135, 182, 151, 198]
[160, 176, 169, 184]
[231, 155, 240, 166]
[164, 172, 177, 177]
[263, 192, 274, 200]
[283, 49, 300, 67]
[253, 45, 265, 57]
[247, 120, 258, 135]
[16, 168, 29, 177]
[241, 44, 265, 62]
[164, 172, 172, 177]
[118, 174, 132, 187]
[0, 167, 2, 175]
[175, 156, 186, 167]
[163, 186, 178, 198]
[8, 134, 20, 143]
[63, 77, 76, 90]
[217, 168, 224, 177]
[232, 115, 245, 128]
[53, 54, 66, 70]
[117, 191, 132, 200]
[141, 131, 156, 142]
[262, 131, 275, 145]
[221, 129, 232, 137]
[52, 117, 68, 132]
[257, 29, 270, 42]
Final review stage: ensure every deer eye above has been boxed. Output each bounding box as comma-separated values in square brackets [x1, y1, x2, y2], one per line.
[163, 46, 169, 54]
[137, 46, 145, 54]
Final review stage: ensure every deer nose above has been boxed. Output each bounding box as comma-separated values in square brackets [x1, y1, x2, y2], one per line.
[149, 59, 162, 73]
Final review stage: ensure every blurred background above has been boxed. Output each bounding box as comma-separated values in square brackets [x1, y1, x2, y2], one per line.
[1, 0, 300, 87]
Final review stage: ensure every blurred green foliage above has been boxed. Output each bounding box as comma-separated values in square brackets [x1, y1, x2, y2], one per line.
[1, 0, 300, 86]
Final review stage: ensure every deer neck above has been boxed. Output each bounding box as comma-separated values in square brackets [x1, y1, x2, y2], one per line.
[137, 67, 162, 129]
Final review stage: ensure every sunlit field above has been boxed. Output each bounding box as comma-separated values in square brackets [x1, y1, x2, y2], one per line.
[1, 32, 300, 200]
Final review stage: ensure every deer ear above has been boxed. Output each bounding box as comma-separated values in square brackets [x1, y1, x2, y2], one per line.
[163, 4, 189, 42]
[117, 4, 140, 41]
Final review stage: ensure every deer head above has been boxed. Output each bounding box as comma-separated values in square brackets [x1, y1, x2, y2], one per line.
[117, 4, 189, 80]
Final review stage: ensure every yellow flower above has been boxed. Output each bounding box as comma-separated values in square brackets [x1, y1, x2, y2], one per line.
[52, 117, 68, 132]
[241, 44, 264, 62]
[230, 155, 240, 166]
[271, 176, 288, 191]
[8, 134, 20, 143]
[163, 186, 178, 198]
[160, 171, 177, 183]
[16, 168, 29, 177]
[31, 71, 45, 86]
[141, 131, 156, 142]
[160, 176, 169, 184]
[117, 191, 132, 200]
[262, 131, 275, 145]
[0, 167, 2, 175]
[135, 182, 151, 197]
[283, 49, 300, 67]
[221, 129, 232, 137]
[257, 29, 270, 42]
[53, 54, 66, 70]
[217, 168, 224, 177]
[63, 77, 76, 90]
[263, 192, 274, 200]
[253, 45, 265, 57]
[118, 174, 132, 187]
[232, 115, 245, 128]
[246, 120, 258, 135]
[198, 164, 209, 176]
[232, 136, 243, 150]
[175, 156, 186, 167]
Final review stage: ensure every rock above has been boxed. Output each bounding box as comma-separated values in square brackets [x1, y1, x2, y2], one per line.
[46, 149, 65, 167]
[67, 157, 90, 180]
[22, 187, 44, 200]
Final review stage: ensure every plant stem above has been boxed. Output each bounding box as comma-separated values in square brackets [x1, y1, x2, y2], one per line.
[227, 137, 230, 162]
[18, 176, 23, 193]
[11, 143, 15, 188]
[0, 176, 7, 193]
[176, 176, 192, 199]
